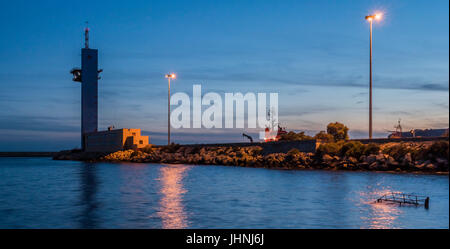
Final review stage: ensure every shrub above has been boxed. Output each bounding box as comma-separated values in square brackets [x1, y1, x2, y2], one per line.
[421, 141, 449, 161]
[363, 143, 380, 156]
[339, 141, 365, 158]
[317, 142, 342, 156]
[382, 143, 417, 161]
[317, 141, 380, 158]
[314, 131, 335, 142]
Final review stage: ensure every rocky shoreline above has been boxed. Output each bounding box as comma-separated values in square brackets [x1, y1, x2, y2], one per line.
[53, 140, 449, 174]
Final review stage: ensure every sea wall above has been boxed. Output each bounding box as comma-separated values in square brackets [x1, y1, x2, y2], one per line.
[93, 140, 449, 173]
[52, 139, 449, 174]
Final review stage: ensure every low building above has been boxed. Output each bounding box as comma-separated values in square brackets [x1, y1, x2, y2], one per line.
[388, 128, 449, 139]
[84, 128, 149, 152]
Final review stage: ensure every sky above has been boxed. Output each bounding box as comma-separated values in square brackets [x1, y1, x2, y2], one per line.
[0, 0, 448, 151]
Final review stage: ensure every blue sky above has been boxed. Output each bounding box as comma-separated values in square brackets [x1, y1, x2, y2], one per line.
[0, 0, 448, 151]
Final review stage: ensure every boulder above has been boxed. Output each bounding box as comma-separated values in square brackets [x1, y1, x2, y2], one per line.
[369, 162, 378, 170]
[184, 147, 194, 155]
[366, 155, 377, 164]
[386, 156, 398, 166]
[402, 153, 412, 165]
[436, 158, 448, 167]
[348, 157, 358, 164]
[426, 163, 438, 171]
[415, 163, 425, 169]
[375, 153, 385, 162]
[322, 154, 333, 162]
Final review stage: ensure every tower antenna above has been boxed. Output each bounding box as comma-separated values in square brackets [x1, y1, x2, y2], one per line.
[84, 21, 89, 48]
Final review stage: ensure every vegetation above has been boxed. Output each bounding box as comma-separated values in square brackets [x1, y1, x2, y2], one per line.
[340, 141, 366, 158]
[382, 143, 417, 161]
[364, 143, 381, 155]
[314, 131, 334, 142]
[279, 122, 348, 142]
[317, 141, 380, 158]
[382, 141, 449, 162]
[89, 140, 449, 173]
[279, 131, 313, 141]
[326, 122, 349, 141]
[425, 141, 449, 160]
[316, 142, 342, 156]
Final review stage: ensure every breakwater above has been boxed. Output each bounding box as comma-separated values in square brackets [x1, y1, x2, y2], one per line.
[53, 139, 449, 174]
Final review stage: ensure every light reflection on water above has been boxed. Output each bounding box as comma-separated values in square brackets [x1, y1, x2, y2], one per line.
[156, 165, 190, 229]
[357, 189, 403, 229]
[367, 202, 403, 229]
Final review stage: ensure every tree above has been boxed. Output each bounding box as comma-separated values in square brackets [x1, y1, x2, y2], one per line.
[326, 122, 349, 141]
[314, 131, 335, 142]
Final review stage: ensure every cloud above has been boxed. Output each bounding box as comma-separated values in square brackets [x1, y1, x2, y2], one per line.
[388, 111, 414, 116]
[0, 115, 78, 132]
[417, 83, 449, 91]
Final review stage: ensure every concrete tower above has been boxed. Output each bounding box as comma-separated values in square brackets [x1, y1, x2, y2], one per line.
[71, 25, 101, 150]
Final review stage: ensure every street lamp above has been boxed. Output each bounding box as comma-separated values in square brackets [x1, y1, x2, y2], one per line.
[365, 13, 382, 139]
[165, 73, 176, 145]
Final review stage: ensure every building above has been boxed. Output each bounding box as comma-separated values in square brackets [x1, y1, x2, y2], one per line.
[71, 26, 101, 150]
[388, 128, 449, 138]
[71, 27, 150, 152]
[85, 128, 149, 152]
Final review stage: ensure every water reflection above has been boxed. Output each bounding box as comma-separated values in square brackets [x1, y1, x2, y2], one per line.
[157, 165, 190, 229]
[358, 189, 403, 229]
[78, 163, 100, 228]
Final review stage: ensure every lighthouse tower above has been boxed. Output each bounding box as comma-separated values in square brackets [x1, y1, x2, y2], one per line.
[71, 24, 102, 150]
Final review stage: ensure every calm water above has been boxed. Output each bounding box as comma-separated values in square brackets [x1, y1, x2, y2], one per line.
[0, 157, 448, 229]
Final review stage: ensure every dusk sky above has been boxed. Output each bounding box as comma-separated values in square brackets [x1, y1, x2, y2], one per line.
[0, 0, 448, 151]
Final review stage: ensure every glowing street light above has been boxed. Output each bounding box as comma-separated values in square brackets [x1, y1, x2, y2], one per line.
[165, 73, 176, 145]
[365, 13, 382, 139]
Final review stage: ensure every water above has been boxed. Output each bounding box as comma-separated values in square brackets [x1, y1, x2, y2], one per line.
[0, 157, 448, 229]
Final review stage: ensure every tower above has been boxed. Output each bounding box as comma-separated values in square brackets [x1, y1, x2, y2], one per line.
[71, 24, 102, 150]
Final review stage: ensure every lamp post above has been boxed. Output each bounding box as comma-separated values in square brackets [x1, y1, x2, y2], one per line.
[365, 13, 382, 139]
[165, 73, 176, 145]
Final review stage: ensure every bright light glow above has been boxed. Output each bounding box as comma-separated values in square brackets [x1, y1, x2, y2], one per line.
[375, 13, 382, 20]
[367, 17, 373, 21]
[165, 73, 176, 79]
